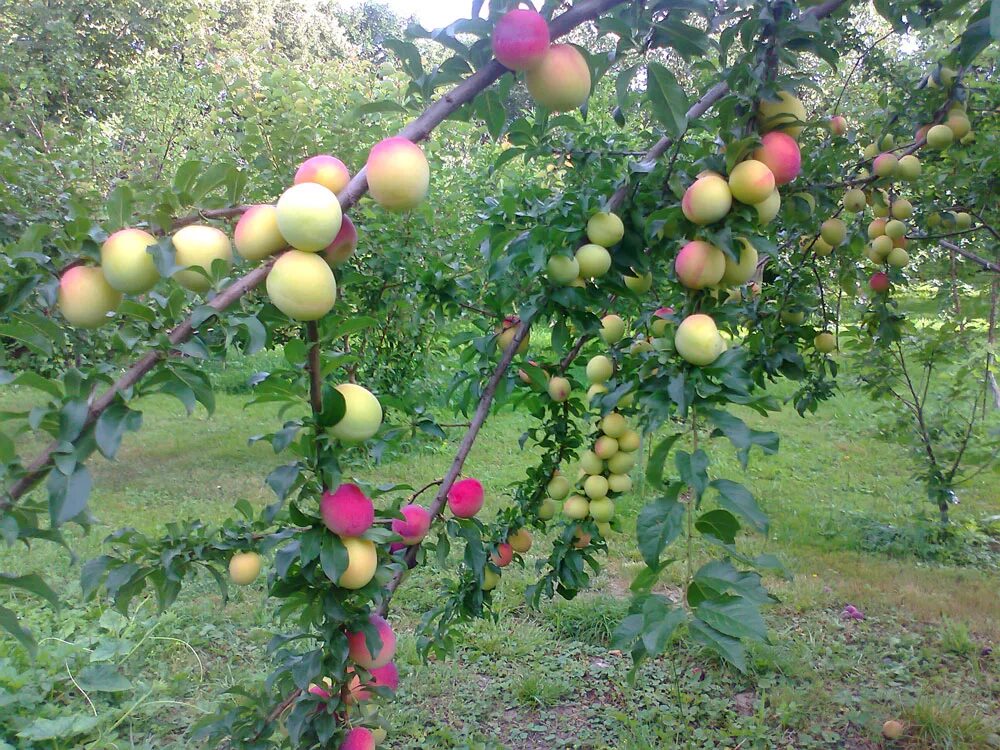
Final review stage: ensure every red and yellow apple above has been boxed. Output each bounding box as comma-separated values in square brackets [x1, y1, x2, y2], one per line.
[366, 137, 430, 211]
[58, 265, 123, 328]
[101, 228, 159, 293]
[525, 44, 591, 112]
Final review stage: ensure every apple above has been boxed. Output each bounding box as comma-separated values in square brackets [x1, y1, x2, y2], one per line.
[492, 7, 550, 71]
[366, 137, 430, 211]
[651, 306, 674, 336]
[491, 542, 514, 567]
[886, 247, 908, 268]
[829, 115, 847, 135]
[275, 183, 342, 252]
[881, 720, 904, 740]
[925, 124, 953, 149]
[681, 174, 732, 225]
[266, 250, 337, 320]
[780, 310, 805, 325]
[547, 475, 571, 500]
[547, 375, 571, 402]
[579, 450, 604, 475]
[869, 235, 893, 261]
[575, 243, 612, 278]
[624, 270, 652, 293]
[101, 228, 159, 293]
[321, 484, 375, 537]
[872, 153, 898, 178]
[563, 495, 590, 520]
[482, 568, 500, 591]
[323, 216, 358, 267]
[329, 383, 383, 443]
[728, 159, 775, 205]
[608, 473, 632, 493]
[587, 212, 625, 247]
[599, 314, 626, 345]
[892, 236, 908, 250]
[347, 614, 396, 669]
[757, 91, 807, 138]
[234, 205, 287, 262]
[345, 662, 399, 702]
[820, 218, 847, 247]
[340, 727, 376, 750]
[58, 266, 122, 328]
[954, 212, 972, 229]
[589, 497, 614, 522]
[884, 220, 906, 239]
[869, 272, 890, 293]
[814, 332, 836, 353]
[891, 199, 912, 220]
[897, 155, 921, 180]
[843, 189, 866, 213]
[547, 254, 580, 285]
[498, 315, 530, 356]
[868, 219, 887, 238]
[675, 240, 726, 289]
[448, 477, 484, 518]
[593, 435, 619, 460]
[538, 498, 557, 520]
[755, 189, 781, 225]
[674, 313, 725, 366]
[720, 237, 758, 286]
[880, 134, 895, 150]
[508, 528, 532, 553]
[863, 143, 879, 160]
[294, 154, 350, 195]
[945, 113, 971, 139]
[228, 551, 262, 585]
[392, 504, 431, 545]
[586, 355, 613, 383]
[308, 677, 333, 700]
[608, 451, 635, 474]
[601, 412, 627, 438]
[171, 224, 233, 292]
[338, 537, 378, 589]
[525, 44, 591, 112]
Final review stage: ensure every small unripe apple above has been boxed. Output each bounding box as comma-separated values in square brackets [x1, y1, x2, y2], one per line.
[868, 219, 887, 239]
[720, 237, 758, 286]
[651, 307, 674, 337]
[757, 91, 807, 138]
[538, 497, 557, 520]
[954, 212, 972, 230]
[618, 429, 640, 452]
[482, 568, 500, 591]
[448, 477, 484, 518]
[58, 266, 123, 328]
[525, 44, 591, 112]
[897, 155, 921, 180]
[925, 124, 953, 149]
[872, 153, 898, 178]
[608, 473, 632, 494]
[681, 174, 732, 225]
[547, 375, 571, 402]
[728, 159, 775, 205]
[338, 537, 378, 589]
[674, 313, 725, 366]
[870, 235, 893, 261]
[228, 551, 262, 585]
[890, 199, 912, 220]
[498, 316, 530, 356]
[755, 189, 781, 225]
[171, 224, 233, 292]
[547, 254, 580, 285]
[563, 495, 590, 519]
[586, 355, 613, 383]
[587, 384, 609, 402]
[588, 497, 615, 522]
[623, 271, 652, 293]
[884, 220, 906, 239]
[862, 143, 879, 160]
[366, 137, 430, 211]
[780, 311, 805, 325]
[266, 249, 337, 320]
[600, 314, 626, 344]
[276, 182, 342, 252]
[828, 115, 847, 135]
[584, 474, 609, 500]
[508, 528, 532, 553]
[586, 212, 624, 247]
[843, 189, 866, 213]
[294, 154, 350, 194]
[492, 7, 550, 71]
[607, 452, 635, 474]
[101, 228, 160, 293]
[323, 216, 358, 267]
[575, 243, 612, 278]
[579, 451, 604, 475]
[593, 435, 619, 461]
[601, 412, 628, 439]
[880, 134, 895, 150]
[346, 614, 396, 670]
[675, 240, 726, 289]
[547, 475, 571, 500]
[882, 720, 904, 740]
[886, 247, 909, 268]
[869, 272, 890, 293]
[329, 383, 383, 443]
[820, 218, 847, 247]
[814, 332, 836, 353]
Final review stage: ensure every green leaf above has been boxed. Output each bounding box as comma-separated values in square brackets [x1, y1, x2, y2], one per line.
[47, 465, 92, 527]
[696, 594, 768, 641]
[95, 402, 143, 460]
[0, 605, 36, 656]
[173, 160, 202, 196]
[476, 89, 506, 140]
[694, 509, 739, 545]
[675, 448, 709, 498]
[76, 663, 132, 692]
[646, 433, 681, 488]
[688, 618, 746, 672]
[636, 488, 685, 567]
[640, 601, 687, 656]
[710, 479, 768, 533]
[0, 573, 60, 610]
[646, 62, 688, 137]
[703, 407, 779, 469]
[106, 185, 133, 230]
[320, 534, 349, 583]
[266, 464, 301, 502]
[16, 715, 101, 741]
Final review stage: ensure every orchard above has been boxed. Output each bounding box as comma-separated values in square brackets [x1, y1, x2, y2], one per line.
[0, 1, 998, 748]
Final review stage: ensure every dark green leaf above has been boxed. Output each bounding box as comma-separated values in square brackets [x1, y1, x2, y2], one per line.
[694, 509, 739, 545]
[646, 62, 688, 137]
[710, 479, 768, 533]
[688, 618, 746, 672]
[636, 488, 685, 567]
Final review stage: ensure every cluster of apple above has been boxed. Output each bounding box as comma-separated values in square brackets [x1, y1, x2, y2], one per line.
[545, 210, 627, 286]
[57, 137, 429, 329]
[491, 6, 592, 113]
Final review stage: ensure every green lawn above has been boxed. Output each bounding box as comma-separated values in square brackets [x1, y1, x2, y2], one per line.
[1, 366, 998, 749]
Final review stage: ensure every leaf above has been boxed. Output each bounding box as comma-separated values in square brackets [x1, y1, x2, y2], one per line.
[16, 715, 101, 741]
[646, 62, 688, 137]
[476, 89, 506, 140]
[696, 594, 768, 641]
[0, 605, 36, 656]
[0, 573, 60, 610]
[703, 407, 779, 469]
[694, 509, 740, 545]
[266, 463, 300, 501]
[320, 534, 349, 583]
[47, 465, 92, 527]
[688, 618, 746, 672]
[106, 185, 133, 230]
[710, 479, 768, 533]
[173, 160, 202, 196]
[95, 402, 143, 460]
[80, 556, 113, 599]
[191, 162, 237, 202]
[640, 602, 687, 656]
[76, 663, 132, 692]
[636, 489, 685, 567]
[675, 448, 709, 498]
[992, 0, 1000, 40]
[646, 433, 681, 489]
[355, 100, 408, 117]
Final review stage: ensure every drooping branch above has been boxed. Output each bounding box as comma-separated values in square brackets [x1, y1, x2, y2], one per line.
[939, 239, 1000, 274]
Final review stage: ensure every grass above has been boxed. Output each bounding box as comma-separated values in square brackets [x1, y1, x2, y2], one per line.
[1, 356, 999, 749]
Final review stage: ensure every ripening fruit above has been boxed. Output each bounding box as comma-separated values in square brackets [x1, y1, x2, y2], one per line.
[587, 383, 608, 401]
[538, 497, 557, 519]
[886, 247, 909, 268]
[492, 7, 550, 71]
[925, 124, 953, 149]
[392, 504, 431, 545]
[814, 332, 836, 353]
[681, 174, 732, 225]
[572, 527, 592, 548]
[234, 205, 286, 262]
[347, 615, 396, 669]
[868, 219, 887, 239]
[588, 497, 614, 522]
[753, 132, 801, 185]
[547, 254, 580, 285]
[870, 235, 893, 261]
[674, 314, 725, 367]
[584, 474, 610, 501]
[321, 484, 375, 537]
[491, 542, 514, 567]
[340, 727, 376, 750]
[618, 429, 640, 452]
[266, 250, 337, 320]
[448, 477, 484, 518]
[872, 153, 898, 178]
[955, 212, 972, 230]
[58, 265, 123, 328]
[366, 137, 430, 211]
[601, 412, 627, 439]
[563, 495, 590, 520]
[675, 240, 725, 289]
[843, 189, 867, 213]
[329, 383, 383, 443]
[101, 228, 159, 293]
[608, 473, 632, 494]
[828, 115, 847, 135]
[508, 528, 532, 553]
[525, 44, 592, 112]
[608, 452, 635, 475]
[780, 311, 805, 325]
[587, 212, 625, 247]
[600, 314, 626, 344]
[897, 155, 921, 180]
[755, 189, 781, 225]
[579, 450, 604, 475]
[624, 271, 652, 293]
[547, 475, 571, 500]
[810, 237, 833, 257]
[295, 154, 351, 195]
[323, 216, 358, 267]
[482, 568, 500, 591]
[496, 316, 529, 356]
[757, 91, 807, 138]
[820, 218, 847, 247]
[945, 112, 971, 139]
[547, 375, 571, 402]
[338, 537, 378, 589]
[172, 224, 233, 292]
[586, 355, 613, 383]
[575, 243, 612, 278]
[863, 143, 880, 160]
[594, 435, 619, 460]
[720, 237, 758, 286]
[275, 183, 342, 252]
[728, 160, 775, 205]
[228, 551, 262, 585]
[891, 199, 912, 220]
[869, 272, 890, 293]
[880, 134, 895, 150]
[885, 220, 906, 239]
